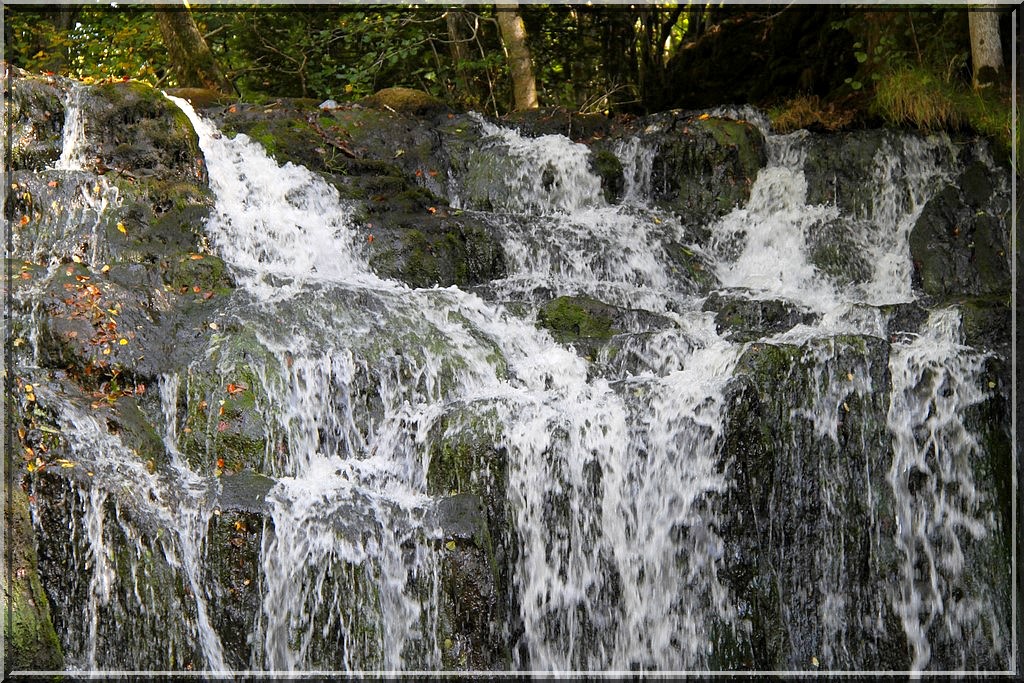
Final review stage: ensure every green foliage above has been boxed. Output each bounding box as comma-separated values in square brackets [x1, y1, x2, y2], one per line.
[4, 8, 165, 84]
[4, 2, 1013, 136]
[873, 66, 1014, 161]
[832, 9, 975, 93]
[829, 9, 1012, 162]
[872, 67, 963, 131]
[210, 8, 505, 109]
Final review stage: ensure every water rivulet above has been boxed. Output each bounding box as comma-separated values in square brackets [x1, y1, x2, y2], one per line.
[6, 76, 1012, 674]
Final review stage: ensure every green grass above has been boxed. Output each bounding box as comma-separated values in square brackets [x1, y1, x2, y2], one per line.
[872, 66, 1015, 169]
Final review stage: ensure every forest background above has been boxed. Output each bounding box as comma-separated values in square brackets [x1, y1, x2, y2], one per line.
[2, 2, 1018, 163]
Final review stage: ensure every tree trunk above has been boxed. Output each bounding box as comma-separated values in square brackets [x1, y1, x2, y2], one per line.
[495, 3, 539, 111]
[156, 6, 234, 94]
[446, 9, 474, 102]
[968, 10, 1003, 88]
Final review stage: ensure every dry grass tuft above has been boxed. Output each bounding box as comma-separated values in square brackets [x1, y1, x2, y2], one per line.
[872, 68, 964, 133]
[770, 95, 856, 133]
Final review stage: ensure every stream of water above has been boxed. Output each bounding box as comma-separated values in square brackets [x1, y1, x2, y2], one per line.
[28, 89, 1010, 674]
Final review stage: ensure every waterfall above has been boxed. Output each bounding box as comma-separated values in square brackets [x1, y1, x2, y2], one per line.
[24, 86, 1008, 674]
[35, 397, 227, 672]
[887, 309, 1008, 670]
[55, 82, 88, 172]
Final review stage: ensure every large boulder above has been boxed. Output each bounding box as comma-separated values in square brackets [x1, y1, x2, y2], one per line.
[908, 149, 1011, 301]
[3, 69, 66, 170]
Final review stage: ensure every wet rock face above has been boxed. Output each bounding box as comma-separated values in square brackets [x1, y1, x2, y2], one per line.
[716, 336, 908, 670]
[211, 100, 509, 289]
[3, 485, 64, 671]
[4, 71, 66, 170]
[631, 113, 767, 222]
[909, 164, 1011, 301]
[702, 292, 818, 342]
[801, 130, 895, 215]
[6, 72, 257, 668]
[426, 408, 516, 669]
[84, 81, 208, 183]
[480, 108, 767, 222]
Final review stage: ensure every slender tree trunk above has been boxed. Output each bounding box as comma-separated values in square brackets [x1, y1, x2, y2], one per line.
[968, 10, 1003, 89]
[446, 9, 473, 66]
[495, 3, 539, 111]
[446, 9, 474, 102]
[156, 6, 234, 94]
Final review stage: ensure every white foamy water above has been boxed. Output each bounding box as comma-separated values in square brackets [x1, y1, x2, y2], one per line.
[40, 397, 228, 673]
[169, 97, 744, 672]
[55, 82, 88, 171]
[886, 309, 1006, 671]
[33, 86, 1006, 675]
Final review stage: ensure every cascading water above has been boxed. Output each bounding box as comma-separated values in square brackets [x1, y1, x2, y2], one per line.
[22, 83, 1010, 675]
[887, 309, 1009, 670]
[35, 394, 228, 673]
[55, 82, 89, 172]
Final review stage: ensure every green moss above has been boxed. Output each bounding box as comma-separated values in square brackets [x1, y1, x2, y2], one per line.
[242, 121, 280, 158]
[360, 87, 444, 114]
[166, 253, 233, 295]
[179, 330, 276, 473]
[699, 117, 764, 181]
[537, 296, 617, 344]
[3, 486, 64, 671]
[426, 407, 504, 498]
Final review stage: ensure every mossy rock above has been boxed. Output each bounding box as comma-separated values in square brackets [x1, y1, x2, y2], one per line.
[426, 405, 506, 501]
[435, 497, 513, 670]
[204, 483, 270, 669]
[702, 291, 818, 343]
[805, 218, 874, 286]
[537, 295, 618, 345]
[366, 214, 506, 289]
[164, 87, 236, 110]
[717, 334, 905, 669]
[641, 113, 766, 222]
[5, 70, 66, 171]
[499, 107, 614, 143]
[535, 295, 678, 364]
[164, 252, 233, 295]
[664, 241, 717, 294]
[30, 469, 207, 669]
[588, 147, 625, 203]
[956, 295, 1011, 356]
[361, 87, 446, 115]
[2, 484, 64, 672]
[225, 116, 320, 168]
[179, 363, 271, 476]
[85, 80, 206, 183]
[6, 166, 212, 271]
[801, 130, 896, 216]
[425, 406, 514, 670]
[910, 179, 1010, 301]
